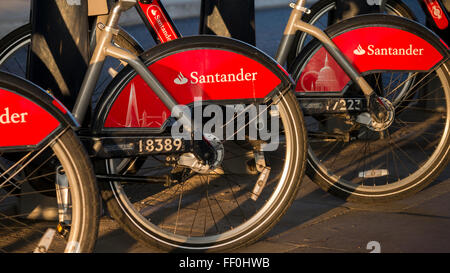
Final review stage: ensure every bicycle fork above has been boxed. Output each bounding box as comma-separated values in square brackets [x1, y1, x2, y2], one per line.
[73, 0, 220, 174]
[33, 166, 71, 253]
[276, 0, 390, 124]
[55, 166, 71, 228]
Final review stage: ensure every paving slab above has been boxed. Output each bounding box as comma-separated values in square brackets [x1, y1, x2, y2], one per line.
[94, 170, 450, 253]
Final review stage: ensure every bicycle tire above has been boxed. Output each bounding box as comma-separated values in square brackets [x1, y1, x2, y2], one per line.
[0, 74, 99, 252]
[289, 14, 450, 203]
[286, 0, 416, 68]
[95, 36, 308, 252]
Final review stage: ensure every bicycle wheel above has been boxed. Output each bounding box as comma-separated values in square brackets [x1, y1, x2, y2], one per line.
[286, 0, 415, 68]
[95, 36, 307, 252]
[0, 23, 144, 103]
[0, 74, 99, 252]
[290, 14, 450, 202]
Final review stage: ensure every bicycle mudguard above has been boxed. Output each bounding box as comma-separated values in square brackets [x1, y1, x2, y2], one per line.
[0, 72, 78, 151]
[93, 35, 293, 133]
[293, 14, 449, 94]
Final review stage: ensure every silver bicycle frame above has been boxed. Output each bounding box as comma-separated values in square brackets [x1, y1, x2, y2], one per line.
[275, 0, 375, 97]
[72, 0, 190, 128]
[73, 0, 375, 127]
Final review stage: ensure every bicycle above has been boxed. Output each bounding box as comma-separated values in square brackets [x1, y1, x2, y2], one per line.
[0, 71, 100, 252]
[2, 0, 309, 252]
[0, 0, 449, 251]
[283, 0, 450, 202]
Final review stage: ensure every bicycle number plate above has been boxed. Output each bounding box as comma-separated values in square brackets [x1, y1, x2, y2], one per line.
[299, 98, 366, 114]
[86, 137, 189, 158]
[138, 138, 184, 153]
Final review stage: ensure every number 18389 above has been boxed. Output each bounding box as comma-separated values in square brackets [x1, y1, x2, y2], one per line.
[138, 138, 183, 153]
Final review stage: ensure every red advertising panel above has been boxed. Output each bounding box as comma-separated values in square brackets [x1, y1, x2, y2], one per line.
[296, 26, 444, 93]
[105, 49, 282, 128]
[0, 89, 60, 147]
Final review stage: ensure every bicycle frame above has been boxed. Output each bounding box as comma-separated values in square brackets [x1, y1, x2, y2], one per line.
[73, 0, 189, 127]
[138, 0, 376, 97]
[74, 0, 380, 129]
[276, 0, 376, 98]
[69, 0, 450, 144]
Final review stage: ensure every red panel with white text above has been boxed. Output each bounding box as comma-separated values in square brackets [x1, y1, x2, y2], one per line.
[0, 89, 60, 147]
[296, 26, 444, 93]
[105, 49, 282, 128]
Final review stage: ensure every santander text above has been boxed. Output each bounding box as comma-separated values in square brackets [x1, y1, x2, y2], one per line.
[0, 107, 28, 124]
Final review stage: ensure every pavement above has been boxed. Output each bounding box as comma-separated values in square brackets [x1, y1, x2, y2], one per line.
[94, 168, 450, 253]
[0, 1, 449, 254]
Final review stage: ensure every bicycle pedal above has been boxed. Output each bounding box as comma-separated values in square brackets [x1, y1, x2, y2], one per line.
[56, 222, 71, 238]
[358, 169, 389, 178]
[251, 167, 271, 201]
[33, 228, 56, 253]
[245, 158, 258, 175]
[254, 150, 267, 173]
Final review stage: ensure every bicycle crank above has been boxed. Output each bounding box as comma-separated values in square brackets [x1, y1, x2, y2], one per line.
[357, 97, 395, 131]
[177, 133, 224, 174]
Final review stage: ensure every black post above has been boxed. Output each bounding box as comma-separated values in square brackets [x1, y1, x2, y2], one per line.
[199, 0, 256, 46]
[28, 0, 89, 111]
